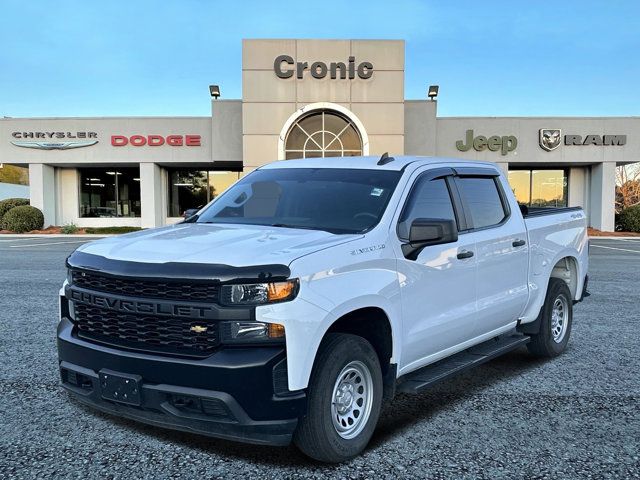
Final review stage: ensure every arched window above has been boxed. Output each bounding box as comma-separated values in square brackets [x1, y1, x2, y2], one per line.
[284, 109, 363, 159]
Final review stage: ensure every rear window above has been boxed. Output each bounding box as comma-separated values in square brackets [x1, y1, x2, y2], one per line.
[456, 177, 507, 229]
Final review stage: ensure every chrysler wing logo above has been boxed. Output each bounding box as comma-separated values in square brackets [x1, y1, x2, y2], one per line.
[10, 140, 98, 150]
[539, 129, 562, 151]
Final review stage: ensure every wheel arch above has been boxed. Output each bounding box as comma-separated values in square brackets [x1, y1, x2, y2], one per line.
[324, 306, 394, 376]
[550, 255, 580, 299]
[317, 305, 397, 404]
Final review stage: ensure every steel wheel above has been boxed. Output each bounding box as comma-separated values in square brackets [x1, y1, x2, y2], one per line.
[330, 360, 374, 440]
[550, 295, 569, 343]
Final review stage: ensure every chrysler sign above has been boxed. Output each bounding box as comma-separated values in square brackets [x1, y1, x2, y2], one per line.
[11, 131, 98, 150]
[9, 131, 202, 149]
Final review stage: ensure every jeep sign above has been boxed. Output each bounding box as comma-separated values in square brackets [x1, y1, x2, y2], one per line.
[456, 129, 518, 156]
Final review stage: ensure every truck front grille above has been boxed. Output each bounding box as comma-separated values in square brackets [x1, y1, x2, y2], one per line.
[74, 303, 219, 357]
[71, 270, 220, 303]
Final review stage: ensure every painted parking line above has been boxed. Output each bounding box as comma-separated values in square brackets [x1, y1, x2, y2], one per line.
[0, 238, 42, 242]
[590, 244, 640, 254]
[9, 240, 91, 248]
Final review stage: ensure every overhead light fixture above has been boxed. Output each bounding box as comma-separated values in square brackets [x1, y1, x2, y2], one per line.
[428, 85, 439, 100]
[209, 85, 221, 99]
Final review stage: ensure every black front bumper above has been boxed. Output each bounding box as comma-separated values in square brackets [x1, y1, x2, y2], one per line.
[57, 318, 305, 446]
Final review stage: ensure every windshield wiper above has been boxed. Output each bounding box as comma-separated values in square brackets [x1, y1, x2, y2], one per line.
[269, 223, 324, 231]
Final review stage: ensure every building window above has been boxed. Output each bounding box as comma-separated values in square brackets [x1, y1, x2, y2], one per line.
[508, 169, 568, 208]
[284, 110, 363, 159]
[79, 168, 141, 217]
[167, 169, 240, 217]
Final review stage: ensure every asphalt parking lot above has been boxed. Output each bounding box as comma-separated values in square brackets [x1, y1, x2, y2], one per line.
[0, 237, 638, 479]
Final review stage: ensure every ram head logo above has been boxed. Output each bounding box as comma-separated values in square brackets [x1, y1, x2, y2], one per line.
[539, 129, 562, 151]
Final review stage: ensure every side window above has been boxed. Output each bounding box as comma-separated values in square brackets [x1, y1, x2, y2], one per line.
[456, 177, 507, 229]
[398, 177, 457, 239]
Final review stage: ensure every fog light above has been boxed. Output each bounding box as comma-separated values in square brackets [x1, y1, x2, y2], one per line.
[220, 321, 285, 344]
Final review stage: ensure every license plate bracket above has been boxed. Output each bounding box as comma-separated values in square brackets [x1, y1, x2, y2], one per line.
[99, 369, 142, 406]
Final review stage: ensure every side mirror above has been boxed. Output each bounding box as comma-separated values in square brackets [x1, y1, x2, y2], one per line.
[401, 218, 458, 260]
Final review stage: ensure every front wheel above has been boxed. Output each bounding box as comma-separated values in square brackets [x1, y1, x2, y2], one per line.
[527, 278, 573, 357]
[294, 333, 383, 463]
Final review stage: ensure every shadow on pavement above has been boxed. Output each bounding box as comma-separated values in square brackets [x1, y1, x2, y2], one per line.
[71, 346, 549, 468]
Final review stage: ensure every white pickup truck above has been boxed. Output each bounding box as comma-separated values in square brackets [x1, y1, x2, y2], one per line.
[58, 155, 589, 463]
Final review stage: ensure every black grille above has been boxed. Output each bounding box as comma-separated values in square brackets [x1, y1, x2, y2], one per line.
[74, 303, 219, 357]
[71, 269, 220, 303]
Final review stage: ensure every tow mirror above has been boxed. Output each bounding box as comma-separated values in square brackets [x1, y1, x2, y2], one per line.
[401, 218, 458, 260]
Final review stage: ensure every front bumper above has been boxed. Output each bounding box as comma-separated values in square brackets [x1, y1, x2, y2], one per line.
[57, 318, 305, 446]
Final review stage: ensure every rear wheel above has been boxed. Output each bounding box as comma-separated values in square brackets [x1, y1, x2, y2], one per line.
[527, 278, 573, 357]
[294, 333, 383, 463]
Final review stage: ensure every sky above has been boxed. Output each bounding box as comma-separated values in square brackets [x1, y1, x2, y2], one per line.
[0, 0, 639, 118]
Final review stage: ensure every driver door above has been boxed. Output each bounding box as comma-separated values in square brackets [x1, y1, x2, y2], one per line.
[393, 168, 478, 374]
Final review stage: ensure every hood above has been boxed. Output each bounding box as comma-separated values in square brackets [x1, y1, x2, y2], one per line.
[76, 223, 361, 267]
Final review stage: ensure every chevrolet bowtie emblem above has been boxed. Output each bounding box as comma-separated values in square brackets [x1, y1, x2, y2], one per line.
[190, 325, 208, 333]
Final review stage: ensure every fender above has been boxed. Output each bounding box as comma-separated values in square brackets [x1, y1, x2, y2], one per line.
[520, 249, 583, 323]
[256, 295, 399, 391]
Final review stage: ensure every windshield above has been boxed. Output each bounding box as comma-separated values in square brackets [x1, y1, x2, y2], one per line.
[196, 168, 402, 234]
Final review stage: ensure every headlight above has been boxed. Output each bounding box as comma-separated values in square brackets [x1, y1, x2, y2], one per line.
[220, 321, 285, 344]
[220, 279, 298, 306]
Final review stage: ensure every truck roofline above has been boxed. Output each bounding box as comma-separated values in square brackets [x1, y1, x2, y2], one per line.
[257, 155, 501, 172]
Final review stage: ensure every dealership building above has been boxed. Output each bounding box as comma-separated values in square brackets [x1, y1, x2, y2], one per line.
[1, 39, 638, 231]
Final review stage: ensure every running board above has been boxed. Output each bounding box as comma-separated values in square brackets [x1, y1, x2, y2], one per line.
[397, 333, 530, 394]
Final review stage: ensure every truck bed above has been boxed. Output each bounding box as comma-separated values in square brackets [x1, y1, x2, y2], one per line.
[520, 206, 589, 323]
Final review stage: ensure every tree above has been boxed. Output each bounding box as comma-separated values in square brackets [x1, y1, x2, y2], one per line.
[0, 165, 29, 185]
[616, 163, 640, 213]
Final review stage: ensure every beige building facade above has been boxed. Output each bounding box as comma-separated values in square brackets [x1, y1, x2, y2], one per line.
[1, 39, 638, 231]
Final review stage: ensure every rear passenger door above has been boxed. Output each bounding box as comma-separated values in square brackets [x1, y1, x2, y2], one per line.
[394, 168, 478, 373]
[453, 170, 529, 336]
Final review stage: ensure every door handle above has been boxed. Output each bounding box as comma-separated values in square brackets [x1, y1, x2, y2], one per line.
[457, 250, 474, 259]
[512, 239, 526, 247]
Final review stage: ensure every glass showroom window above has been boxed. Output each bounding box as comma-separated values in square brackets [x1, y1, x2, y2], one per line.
[284, 110, 362, 159]
[79, 168, 141, 217]
[508, 169, 568, 208]
[167, 169, 240, 217]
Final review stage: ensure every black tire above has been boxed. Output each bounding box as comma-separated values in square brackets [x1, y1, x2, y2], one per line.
[527, 278, 573, 357]
[294, 333, 383, 463]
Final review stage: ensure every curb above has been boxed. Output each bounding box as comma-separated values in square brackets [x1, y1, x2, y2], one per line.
[589, 236, 640, 240]
[0, 234, 113, 238]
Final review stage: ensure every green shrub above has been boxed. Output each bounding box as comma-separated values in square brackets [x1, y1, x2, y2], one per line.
[1, 205, 44, 233]
[61, 223, 79, 234]
[619, 205, 640, 232]
[84, 226, 143, 234]
[0, 197, 29, 221]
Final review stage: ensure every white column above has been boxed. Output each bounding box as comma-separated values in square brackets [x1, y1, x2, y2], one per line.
[589, 162, 615, 232]
[568, 167, 586, 209]
[494, 161, 509, 176]
[28, 163, 56, 227]
[139, 163, 163, 228]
